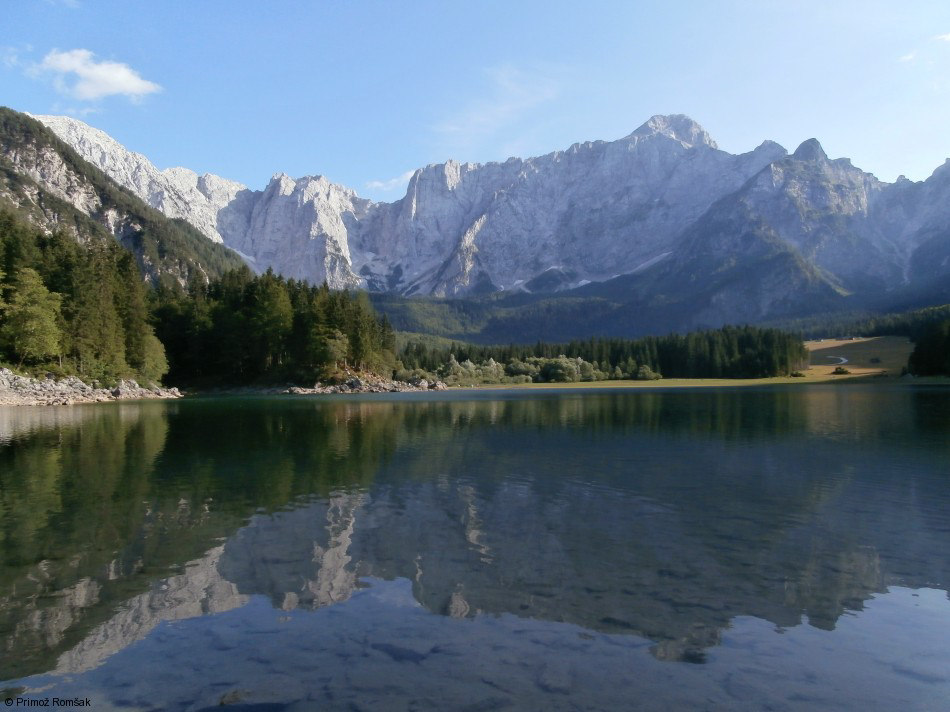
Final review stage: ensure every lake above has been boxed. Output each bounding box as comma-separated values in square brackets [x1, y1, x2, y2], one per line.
[1, 386, 948, 710]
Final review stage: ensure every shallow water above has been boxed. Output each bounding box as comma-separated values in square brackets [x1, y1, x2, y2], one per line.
[1, 386, 948, 710]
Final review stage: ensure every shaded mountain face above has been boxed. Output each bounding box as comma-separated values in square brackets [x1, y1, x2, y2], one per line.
[30, 110, 950, 330]
[0, 109, 245, 286]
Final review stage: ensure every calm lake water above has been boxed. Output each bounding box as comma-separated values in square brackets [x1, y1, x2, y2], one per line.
[1, 386, 948, 710]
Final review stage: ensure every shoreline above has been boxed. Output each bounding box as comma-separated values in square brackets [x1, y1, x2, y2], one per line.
[0, 368, 183, 407]
[0, 370, 449, 407]
[3, 372, 945, 407]
[3, 335, 945, 407]
[180, 371, 946, 399]
[423, 372, 948, 392]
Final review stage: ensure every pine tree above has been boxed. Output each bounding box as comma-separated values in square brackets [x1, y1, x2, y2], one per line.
[0, 268, 63, 367]
[114, 250, 151, 376]
[68, 251, 128, 379]
[247, 270, 293, 373]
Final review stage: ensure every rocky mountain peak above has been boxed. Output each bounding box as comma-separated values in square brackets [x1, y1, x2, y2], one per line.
[630, 114, 718, 149]
[792, 138, 828, 162]
[754, 140, 787, 155]
[928, 158, 950, 181]
[30, 113, 130, 157]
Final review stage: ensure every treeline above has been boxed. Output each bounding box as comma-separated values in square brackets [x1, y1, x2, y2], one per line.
[0, 208, 168, 383]
[399, 326, 809, 384]
[152, 267, 397, 385]
[771, 304, 950, 341]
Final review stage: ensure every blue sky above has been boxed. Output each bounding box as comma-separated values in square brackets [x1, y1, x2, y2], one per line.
[4, 0, 950, 201]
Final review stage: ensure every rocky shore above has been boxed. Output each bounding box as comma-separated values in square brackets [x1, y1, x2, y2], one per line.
[0, 369, 449, 407]
[0, 368, 182, 406]
[210, 374, 449, 397]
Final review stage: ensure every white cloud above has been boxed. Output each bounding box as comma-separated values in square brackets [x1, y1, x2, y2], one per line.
[1, 47, 20, 68]
[434, 65, 560, 139]
[59, 104, 101, 118]
[34, 49, 161, 102]
[366, 170, 416, 193]
[934, 33, 950, 41]
[899, 52, 916, 63]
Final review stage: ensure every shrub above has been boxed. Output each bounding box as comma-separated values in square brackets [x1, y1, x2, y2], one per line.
[635, 364, 662, 380]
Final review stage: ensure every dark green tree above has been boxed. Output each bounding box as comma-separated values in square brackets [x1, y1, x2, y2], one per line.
[908, 320, 950, 376]
[0, 268, 63, 367]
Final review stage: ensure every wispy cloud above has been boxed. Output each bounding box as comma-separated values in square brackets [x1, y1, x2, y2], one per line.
[43, 0, 80, 8]
[434, 65, 560, 141]
[1, 44, 30, 69]
[934, 33, 950, 42]
[31, 49, 161, 102]
[2, 48, 19, 68]
[366, 170, 415, 193]
[899, 52, 916, 63]
[52, 102, 101, 118]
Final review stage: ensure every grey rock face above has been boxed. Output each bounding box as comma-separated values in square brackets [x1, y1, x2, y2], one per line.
[35, 114, 783, 294]
[35, 114, 950, 306]
[353, 118, 786, 297]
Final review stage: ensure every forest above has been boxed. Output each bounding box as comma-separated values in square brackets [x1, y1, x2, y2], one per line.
[908, 319, 950, 376]
[152, 267, 397, 385]
[397, 326, 810, 384]
[0, 208, 397, 386]
[0, 208, 168, 383]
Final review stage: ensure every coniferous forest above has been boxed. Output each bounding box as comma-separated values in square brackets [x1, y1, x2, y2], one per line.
[0, 208, 168, 383]
[152, 267, 397, 385]
[0, 206, 399, 386]
[907, 320, 950, 376]
[397, 327, 809, 384]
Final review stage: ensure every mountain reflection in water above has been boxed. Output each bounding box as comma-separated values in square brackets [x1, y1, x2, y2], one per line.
[0, 387, 948, 698]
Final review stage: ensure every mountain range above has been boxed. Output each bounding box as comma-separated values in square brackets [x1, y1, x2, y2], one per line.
[5, 107, 950, 340]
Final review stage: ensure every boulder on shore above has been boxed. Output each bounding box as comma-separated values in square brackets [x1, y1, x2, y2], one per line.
[0, 368, 182, 407]
[278, 375, 448, 396]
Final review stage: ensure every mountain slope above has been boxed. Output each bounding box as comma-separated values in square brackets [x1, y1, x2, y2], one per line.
[351, 116, 787, 296]
[1, 108, 246, 286]
[31, 114, 251, 246]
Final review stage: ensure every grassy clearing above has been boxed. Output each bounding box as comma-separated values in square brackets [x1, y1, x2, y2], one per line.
[805, 336, 912, 380]
[474, 377, 819, 390]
